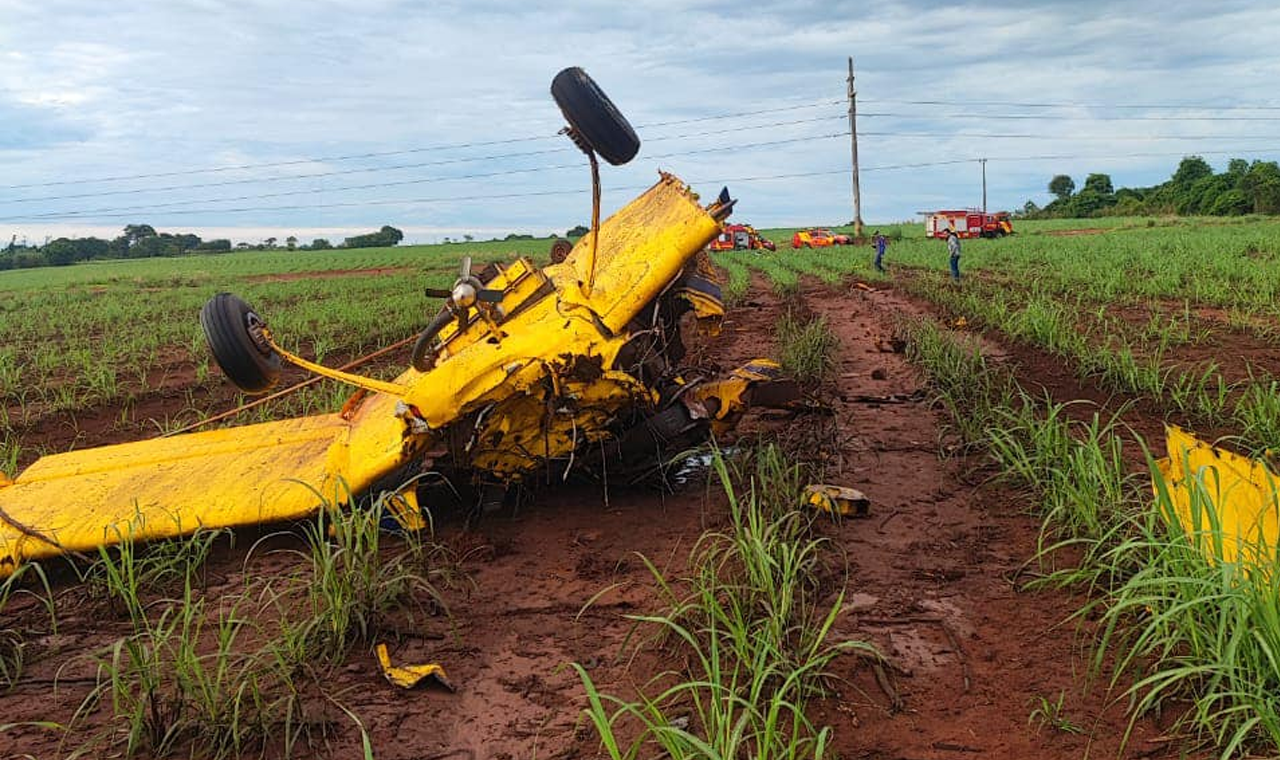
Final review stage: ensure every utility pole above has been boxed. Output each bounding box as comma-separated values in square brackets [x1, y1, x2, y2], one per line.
[980, 158, 988, 213]
[847, 56, 863, 239]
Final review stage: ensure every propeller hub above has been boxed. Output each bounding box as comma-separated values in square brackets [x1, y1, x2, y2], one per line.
[451, 281, 478, 309]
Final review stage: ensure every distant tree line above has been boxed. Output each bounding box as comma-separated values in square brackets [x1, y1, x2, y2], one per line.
[1022, 156, 1280, 219]
[0, 223, 406, 270]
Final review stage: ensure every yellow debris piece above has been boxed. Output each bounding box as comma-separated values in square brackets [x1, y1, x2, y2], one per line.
[374, 643, 454, 691]
[804, 484, 870, 517]
[382, 488, 428, 533]
[1156, 426, 1280, 564]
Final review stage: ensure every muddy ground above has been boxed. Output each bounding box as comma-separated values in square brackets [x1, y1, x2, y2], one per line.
[0, 273, 1208, 759]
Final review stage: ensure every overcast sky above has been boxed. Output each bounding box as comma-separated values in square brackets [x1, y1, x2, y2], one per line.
[2, 0, 1279, 245]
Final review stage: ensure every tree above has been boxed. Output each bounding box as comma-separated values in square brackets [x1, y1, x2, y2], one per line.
[43, 238, 79, 266]
[1172, 155, 1213, 186]
[1209, 189, 1251, 216]
[286, 236, 298, 251]
[463, 234, 474, 242]
[1083, 173, 1114, 195]
[122, 224, 157, 247]
[342, 225, 404, 249]
[1242, 161, 1280, 214]
[310, 238, 332, 250]
[566, 224, 590, 238]
[1048, 175, 1075, 201]
[263, 237, 277, 249]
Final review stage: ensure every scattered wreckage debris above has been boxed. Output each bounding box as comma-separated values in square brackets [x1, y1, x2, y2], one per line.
[804, 484, 870, 517]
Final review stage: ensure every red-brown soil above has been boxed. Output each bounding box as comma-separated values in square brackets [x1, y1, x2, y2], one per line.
[0, 277, 1207, 759]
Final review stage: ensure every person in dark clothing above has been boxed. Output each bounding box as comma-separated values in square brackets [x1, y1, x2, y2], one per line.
[873, 231, 887, 273]
[945, 228, 961, 281]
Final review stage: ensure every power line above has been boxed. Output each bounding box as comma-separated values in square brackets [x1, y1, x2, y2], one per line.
[638, 99, 845, 128]
[863, 98, 1280, 111]
[12, 122, 1269, 211]
[21, 146, 1280, 224]
[0, 168, 870, 222]
[860, 131, 1280, 140]
[0, 133, 854, 221]
[0, 98, 846, 191]
[4, 116, 849, 206]
[862, 111, 1280, 123]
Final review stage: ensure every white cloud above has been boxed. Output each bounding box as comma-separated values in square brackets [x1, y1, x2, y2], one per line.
[1, 0, 1278, 238]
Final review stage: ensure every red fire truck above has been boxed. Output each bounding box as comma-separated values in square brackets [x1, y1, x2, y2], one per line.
[709, 224, 777, 252]
[921, 210, 1014, 239]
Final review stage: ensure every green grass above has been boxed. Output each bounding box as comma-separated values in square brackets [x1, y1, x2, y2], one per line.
[286, 491, 444, 663]
[1086, 455, 1280, 757]
[574, 445, 875, 760]
[897, 314, 1280, 758]
[53, 481, 450, 758]
[0, 563, 56, 693]
[776, 313, 839, 385]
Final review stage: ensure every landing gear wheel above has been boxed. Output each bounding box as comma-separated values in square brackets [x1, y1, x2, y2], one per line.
[551, 67, 641, 166]
[549, 238, 573, 264]
[411, 309, 455, 373]
[200, 292, 282, 394]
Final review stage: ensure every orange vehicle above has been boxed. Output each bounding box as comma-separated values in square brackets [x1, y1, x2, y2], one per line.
[709, 223, 776, 252]
[791, 228, 851, 249]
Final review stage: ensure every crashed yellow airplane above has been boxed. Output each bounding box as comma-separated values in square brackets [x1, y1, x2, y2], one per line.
[0, 68, 796, 576]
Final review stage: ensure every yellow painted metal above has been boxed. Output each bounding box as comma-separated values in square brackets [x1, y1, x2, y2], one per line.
[1, 414, 345, 573]
[268, 337, 409, 396]
[1156, 426, 1280, 564]
[374, 643, 453, 691]
[804, 484, 870, 517]
[688, 359, 786, 435]
[0, 172, 722, 576]
[550, 172, 722, 334]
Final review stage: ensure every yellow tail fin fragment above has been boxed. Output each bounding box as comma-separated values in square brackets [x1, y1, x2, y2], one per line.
[1156, 426, 1280, 564]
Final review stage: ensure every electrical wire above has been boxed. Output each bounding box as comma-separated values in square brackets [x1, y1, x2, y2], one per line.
[862, 98, 1280, 111]
[860, 131, 1280, 140]
[0, 132, 854, 221]
[3, 116, 849, 206]
[0, 98, 846, 191]
[862, 111, 1280, 123]
[20, 146, 1280, 223]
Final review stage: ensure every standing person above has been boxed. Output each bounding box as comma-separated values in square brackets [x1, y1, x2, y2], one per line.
[945, 227, 961, 281]
[873, 231, 887, 273]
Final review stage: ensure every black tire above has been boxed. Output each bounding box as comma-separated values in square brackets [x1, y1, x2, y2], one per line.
[200, 293, 281, 394]
[551, 67, 640, 166]
[549, 238, 573, 264]
[411, 309, 455, 372]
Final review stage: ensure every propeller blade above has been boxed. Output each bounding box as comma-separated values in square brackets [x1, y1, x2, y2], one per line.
[459, 256, 472, 279]
[476, 289, 504, 303]
[424, 288, 453, 299]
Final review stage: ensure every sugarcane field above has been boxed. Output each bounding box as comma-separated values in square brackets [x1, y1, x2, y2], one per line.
[3, 4, 1280, 759]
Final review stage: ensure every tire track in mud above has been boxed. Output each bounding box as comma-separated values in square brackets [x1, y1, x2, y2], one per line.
[792, 279, 1201, 759]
